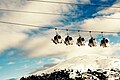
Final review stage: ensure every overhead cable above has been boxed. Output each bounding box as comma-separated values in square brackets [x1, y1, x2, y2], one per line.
[0, 9, 120, 20]
[27, 0, 120, 9]
[0, 21, 119, 33]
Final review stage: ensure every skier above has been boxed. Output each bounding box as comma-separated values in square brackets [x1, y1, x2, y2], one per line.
[52, 34, 62, 44]
[76, 36, 85, 46]
[100, 38, 109, 48]
[64, 35, 73, 45]
[88, 37, 96, 47]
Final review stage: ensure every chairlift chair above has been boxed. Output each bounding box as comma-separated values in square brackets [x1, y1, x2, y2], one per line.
[76, 30, 85, 46]
[100, 38, 109, 48]
[88, 31, 97, 47]
[76, 36, 85, 46]
[100, 32, 109, 48]
[64, 35, 73, 45]
[88, 37, 97, 47]
[64, 29, 73, 45]
[51, 28, 62, 44]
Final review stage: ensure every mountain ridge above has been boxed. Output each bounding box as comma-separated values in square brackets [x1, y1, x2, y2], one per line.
[29, 55, 120, 76]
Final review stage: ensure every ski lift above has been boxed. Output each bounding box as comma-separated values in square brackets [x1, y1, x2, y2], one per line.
[100, 32, 109, 48]
[88, 31, 97, 47]
[64, 29, 73, 45]
[51, 28, 62, 44]
[76, 30, 85, 46]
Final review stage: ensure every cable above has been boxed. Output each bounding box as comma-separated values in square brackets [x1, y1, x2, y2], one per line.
[0, 8, 120, 20]
[0, 21, 119, 33]
[27, 0, 120, 9]
[0, 21, 54, 29]
[0, 9, 66, 16]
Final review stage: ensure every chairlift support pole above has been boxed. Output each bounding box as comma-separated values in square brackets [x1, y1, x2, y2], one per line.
[101, 32, 104, 38]
[78, 30, 81, 37]
[55, 28, 58, 35]
[89, 31, 92, 37]
[66, 29, 69, 36]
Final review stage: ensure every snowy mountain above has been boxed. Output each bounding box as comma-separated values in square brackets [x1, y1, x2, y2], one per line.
[30, 55, 120, 75]
[21, 55, 120, 80]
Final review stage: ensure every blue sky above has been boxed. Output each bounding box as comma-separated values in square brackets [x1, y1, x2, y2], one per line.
[0, 0, 120, 80]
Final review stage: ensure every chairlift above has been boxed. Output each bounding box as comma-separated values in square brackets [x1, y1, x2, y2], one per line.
[51, 28, 110, 47]
[100, 32, 109, 48]
[64, 29, 73, 45]
[76, 30, 85, 46]
[51, 28, 62, 44]
[88, 31, 97, 47]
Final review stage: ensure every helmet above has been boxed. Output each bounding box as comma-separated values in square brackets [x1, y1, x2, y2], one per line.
[105, 39, 109, 43]
[58, 35, 61, 39]
[81, 38, 85, 41]
[69, 37, 73, 40]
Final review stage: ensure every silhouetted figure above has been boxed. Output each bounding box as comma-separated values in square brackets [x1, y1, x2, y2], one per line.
[88, 37, 96, 47]
[52, 34, 62, 44]
[76, 37, 85, 46]
[64, 36, 73, 45]
[100, 38, 109, 48]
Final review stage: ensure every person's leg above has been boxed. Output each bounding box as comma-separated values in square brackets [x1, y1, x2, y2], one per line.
[52, 39, 57, 44]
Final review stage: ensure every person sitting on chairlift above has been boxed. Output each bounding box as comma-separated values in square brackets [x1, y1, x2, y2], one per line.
[76, 37, 85, 46]
[88, 37, 96, 47]
[100, 38, 109, 48]
[52, 34, 62, 44]
[64, 36, 73, 45]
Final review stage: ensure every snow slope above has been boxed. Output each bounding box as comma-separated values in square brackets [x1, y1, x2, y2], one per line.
[30, 55, 120, 75]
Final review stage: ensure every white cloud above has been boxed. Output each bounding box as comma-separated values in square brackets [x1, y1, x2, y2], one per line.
[16, 64, 29, 70]
[22, 36, 67, 57]
[80, 0, 90, 4]
[0, 0, 74, 53]
[0, 0, 70, 26]
[36, 60, 43, 65]
[8, 51, 15, 56]
[20, 1, 120, 60]
[81, 12, 120, 32]
[0, 0, 26, 9]
[90, 1, 120, 37]
[0, 0, 91, 55]
[49, 58, 65, 63]
[8, 62, 15, 65]
[95, 1, 120, 15]
[0, 31, 27, 53]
